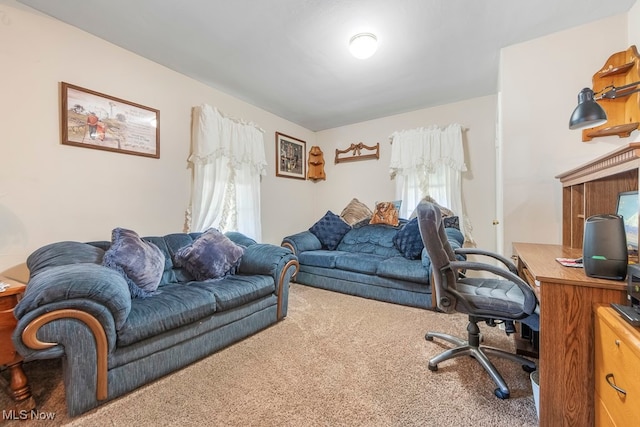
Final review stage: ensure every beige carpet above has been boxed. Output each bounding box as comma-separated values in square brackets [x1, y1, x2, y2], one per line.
[1, 284, 538, 427]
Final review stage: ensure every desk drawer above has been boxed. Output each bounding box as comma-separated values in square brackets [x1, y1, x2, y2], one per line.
[594, 313, 640, 424]
[595, 393, 616, 427]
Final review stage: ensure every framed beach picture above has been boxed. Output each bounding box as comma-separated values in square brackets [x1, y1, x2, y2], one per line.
[60, 82, 160, 158]
[275, 132, 306, 179]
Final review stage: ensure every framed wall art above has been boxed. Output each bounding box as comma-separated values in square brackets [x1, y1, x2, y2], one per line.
[60, 82, 160, 158]
[275, 132, 306, 179]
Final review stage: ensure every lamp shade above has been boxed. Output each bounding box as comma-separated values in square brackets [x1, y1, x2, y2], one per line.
[569, 88, 607, 130]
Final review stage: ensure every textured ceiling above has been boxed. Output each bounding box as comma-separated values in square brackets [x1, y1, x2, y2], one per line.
[16, 0, 637, 131]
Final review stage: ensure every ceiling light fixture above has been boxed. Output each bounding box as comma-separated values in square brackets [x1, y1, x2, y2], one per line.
[349, 33, 378, 59]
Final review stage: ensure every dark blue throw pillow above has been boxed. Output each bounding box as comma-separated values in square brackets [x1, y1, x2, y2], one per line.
[309, 211, 352, 250]
[443, 216, 460, 230]
[393, 217, 424, 259]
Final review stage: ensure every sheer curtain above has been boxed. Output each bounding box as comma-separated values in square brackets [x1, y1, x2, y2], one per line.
[186, 104, 266, 241]
[389, 124, 473, 243]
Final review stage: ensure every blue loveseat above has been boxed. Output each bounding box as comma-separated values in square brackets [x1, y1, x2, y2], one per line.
[12, 230, 298, 416]
[282, 216, 464, 309]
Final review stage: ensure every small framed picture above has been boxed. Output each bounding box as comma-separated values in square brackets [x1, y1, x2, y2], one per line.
[275, 132, 306, 180]
[60, 82, 160, 158]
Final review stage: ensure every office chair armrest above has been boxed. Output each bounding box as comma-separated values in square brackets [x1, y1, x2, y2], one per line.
[454, 248, 517, 273]
[448, 260, 538, 316]
[448, 260, 532, 295]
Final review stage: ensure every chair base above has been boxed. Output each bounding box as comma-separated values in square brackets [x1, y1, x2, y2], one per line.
[425, 320, 536, 399]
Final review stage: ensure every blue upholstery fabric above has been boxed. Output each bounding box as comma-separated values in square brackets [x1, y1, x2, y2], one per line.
[445, 228, 465, 252]
[116, 282, 218, 346]
[393, 217, 423, 259]
[27, 241, 104, 276]
[295, 269, 431, 308]
[298, 250, 347, 268]
[173, 228, 244, 281]
[14, 263, 132, 330]
[376, 256, 430, 284]
[13, 230, 297, 417]
[336, 223, 402, 257]
[334, 253, 386, 274]
[309, 211, 352, 250]
[190, 274, 275, 312]
[102, 228, 165, 299]
[236, 244, 293, 282]
[284, 215, 466, 309]
[224, 231, 258, 248]
[282, 231, 322, 254]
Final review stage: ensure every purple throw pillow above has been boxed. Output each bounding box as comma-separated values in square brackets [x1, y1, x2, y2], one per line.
[174, 228, 245, 281]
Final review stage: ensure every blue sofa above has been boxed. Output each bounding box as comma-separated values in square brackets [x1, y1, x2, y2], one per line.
[282, 219, 464, 309]
[12, 231, 298, 416]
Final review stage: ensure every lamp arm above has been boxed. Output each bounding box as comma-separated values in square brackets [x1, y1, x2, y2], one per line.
[598, 80, 640, 99]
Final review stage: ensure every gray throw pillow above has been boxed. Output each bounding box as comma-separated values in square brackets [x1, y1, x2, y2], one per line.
[102, 228, 165, 298]
[173, 228, 245, 281]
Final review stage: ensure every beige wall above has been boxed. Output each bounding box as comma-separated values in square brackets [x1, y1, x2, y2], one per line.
[631, 1, 640, 44]
[0, 1, 316, 274]
[315, 96, 498, 250]
[500, 12, 638, 253]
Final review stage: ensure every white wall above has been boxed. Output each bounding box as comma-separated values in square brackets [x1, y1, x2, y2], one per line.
[631, 1, 640, 44]
[0, 1, 316, 275]
[315, 95, 498, 251]
[500, 12, 636, 252]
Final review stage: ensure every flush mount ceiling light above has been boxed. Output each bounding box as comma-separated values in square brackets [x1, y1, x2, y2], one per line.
[349, 33, 378, 59]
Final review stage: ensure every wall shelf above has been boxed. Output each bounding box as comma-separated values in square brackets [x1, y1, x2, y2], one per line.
[585, 122, 639, 139]
[334, 142, 379, 164]
[582, 45, 640, 142]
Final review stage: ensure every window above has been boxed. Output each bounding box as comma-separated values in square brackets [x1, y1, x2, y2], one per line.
[186, 105, 266, 241]
[390, 124, 472, 242]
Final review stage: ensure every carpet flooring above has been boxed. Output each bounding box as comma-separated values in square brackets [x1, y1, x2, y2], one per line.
[1, 283, 539, 426]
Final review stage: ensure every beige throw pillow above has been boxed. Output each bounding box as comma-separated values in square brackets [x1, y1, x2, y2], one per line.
[340, 198, 373, 225]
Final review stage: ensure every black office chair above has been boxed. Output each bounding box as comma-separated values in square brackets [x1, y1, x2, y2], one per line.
[416, 201, 538, 399]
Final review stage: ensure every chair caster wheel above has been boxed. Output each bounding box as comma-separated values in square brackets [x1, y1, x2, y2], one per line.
[522, 364, 536, 373]
[425, 334, 433, 341]
[494, 388, 510, 399]
[428, 363, 438, 372]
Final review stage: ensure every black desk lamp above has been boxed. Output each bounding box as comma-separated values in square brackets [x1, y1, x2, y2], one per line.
[569, 81, 640, 130]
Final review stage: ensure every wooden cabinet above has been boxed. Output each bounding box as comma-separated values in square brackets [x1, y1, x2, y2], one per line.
[582, 45, 640, 141]
[594, 305, 640, 426]
[513, 243, 627, 427]
[556, 143, 640, 255]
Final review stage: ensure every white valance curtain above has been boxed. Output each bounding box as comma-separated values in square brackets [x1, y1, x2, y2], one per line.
[186, 104, 267, 241]
[389, 123, 473, 243]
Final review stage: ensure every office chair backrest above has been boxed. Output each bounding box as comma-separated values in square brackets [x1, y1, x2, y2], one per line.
[417, 202, 459, 313]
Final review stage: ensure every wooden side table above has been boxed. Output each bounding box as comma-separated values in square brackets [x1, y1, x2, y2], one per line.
[0, 276, 35, 409]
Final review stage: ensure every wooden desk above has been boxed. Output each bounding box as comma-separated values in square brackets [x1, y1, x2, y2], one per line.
[512, 243, 627, 427]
